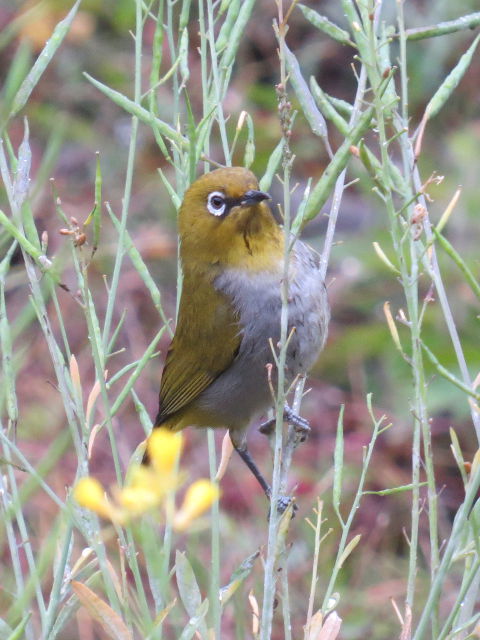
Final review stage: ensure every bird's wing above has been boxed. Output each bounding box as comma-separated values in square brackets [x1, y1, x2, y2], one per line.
[156, 281, 240, 424]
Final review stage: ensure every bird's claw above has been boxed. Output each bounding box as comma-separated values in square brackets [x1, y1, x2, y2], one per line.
[259, 405, 311, 442]
[268, 494, 298, 520]
[284, 406, 310, 441]
[277, 495, 298, 516]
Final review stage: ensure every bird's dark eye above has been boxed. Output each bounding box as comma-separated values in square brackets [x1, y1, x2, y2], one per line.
[207, 191, 226, 216]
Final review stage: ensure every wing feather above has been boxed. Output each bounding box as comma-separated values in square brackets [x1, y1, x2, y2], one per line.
[156, 278, 240, 425]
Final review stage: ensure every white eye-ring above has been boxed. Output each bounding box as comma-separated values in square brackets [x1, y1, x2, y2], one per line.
[207, 191, 226, 216]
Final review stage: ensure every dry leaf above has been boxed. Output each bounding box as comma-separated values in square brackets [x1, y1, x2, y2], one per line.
[248, 590, 260, 636]
[88, 424, 102, 460]
[305, 609, 323, 639]
[314, 611, 342, 640]
[86, 380, 101, 425]
[71, 581, 132, 640]
[399, 604, 412, 640]
[215, 431, 234, 481]
[70, 354, 82, 398]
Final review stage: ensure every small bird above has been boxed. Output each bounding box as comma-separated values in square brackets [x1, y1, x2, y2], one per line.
[145, 166, 329, 506]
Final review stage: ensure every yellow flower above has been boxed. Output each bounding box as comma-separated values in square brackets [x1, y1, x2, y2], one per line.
[116, 486, 160, 515]
[147, 428, 183, 475]
[115, 465, 170, 515]
[173, 479, 220, 531]
[73, 477, 116, 520]
[72, 432, 219, 530]
[127, 464, 159, 492]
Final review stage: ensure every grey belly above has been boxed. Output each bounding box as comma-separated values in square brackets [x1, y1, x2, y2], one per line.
[196, 242, 329, 429]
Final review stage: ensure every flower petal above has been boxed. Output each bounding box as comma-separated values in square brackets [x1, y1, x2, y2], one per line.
[174, 479, 220, 531]
[73, 477, 114, 519]
[147, 428, 183, 474]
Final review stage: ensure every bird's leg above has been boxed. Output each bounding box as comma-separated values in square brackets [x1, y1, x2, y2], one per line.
[229, 430, 296, 515]
[258, 404, 311, 442]
[233, 442, 271, 498]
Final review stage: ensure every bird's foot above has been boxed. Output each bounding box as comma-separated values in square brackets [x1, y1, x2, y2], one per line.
[277, 495, 298, 516]
[284, 406, 310, 441]
[259, 405, 311, 442]
[267, 493, 298, 519]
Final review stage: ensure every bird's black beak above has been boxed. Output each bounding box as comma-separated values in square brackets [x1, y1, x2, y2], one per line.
[240, 190, 271, 206]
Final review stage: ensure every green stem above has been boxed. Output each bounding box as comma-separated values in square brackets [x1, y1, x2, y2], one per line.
[206, 0, 231, 165]
[402, 13, 480, 41]
[101, 0, 143, 350]
[322, 395, 383, 610]
[207, 429, 221, 639]
[413, 465, 480, 639]
[260, 7, 291, 638]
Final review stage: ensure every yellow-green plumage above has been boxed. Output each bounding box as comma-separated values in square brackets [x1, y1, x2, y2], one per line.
[156, 278, 240, 430]
[178, 167, 283, 269]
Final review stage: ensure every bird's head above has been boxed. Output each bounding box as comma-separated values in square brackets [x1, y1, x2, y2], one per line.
[178, 167, 282, 269]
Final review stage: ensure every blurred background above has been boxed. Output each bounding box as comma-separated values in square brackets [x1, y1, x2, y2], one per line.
[1, 1, 479, 637]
